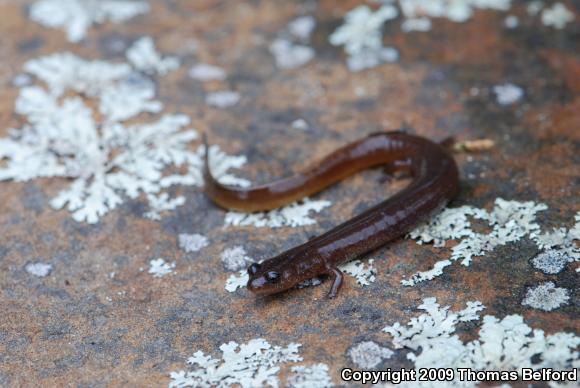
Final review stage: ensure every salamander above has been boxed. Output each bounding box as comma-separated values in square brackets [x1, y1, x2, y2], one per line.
[203, 131, 459, 298]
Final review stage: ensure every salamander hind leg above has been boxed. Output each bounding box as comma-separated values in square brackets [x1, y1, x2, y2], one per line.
[325, 267, 344, 299]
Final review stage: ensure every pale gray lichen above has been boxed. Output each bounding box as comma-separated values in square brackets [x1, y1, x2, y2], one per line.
[383, 298, 579, 387]
[224, 198, 332, 228]
[287, 364, 333, 388]
[126, 37, 180, 76]
[329, 4, 399, 72]
[348, 341, 393, 369]
[290, 118, 310, 131]
[205, 91, 241, 108]
[144, 193, 186, 221]
[493, 83, 524, 105]
[220, 246, 254, 272]
[287, 16, 316, 41]
[188, 63, 227, 81]
[531, 249, 574, 274]
[25, 262, 53, 277]
[340, 259, 376, 286]
[269, 39, 315, 70]
[168, 338, 303, 388]
[0, 46, 248, 224]
[404, 198, 556, 286]
[270, 15, 316, 70]
[30, 0, 150, 42]
[504, 15, 519, 29]
[178, 234, 209, 253]
[541, 2, 575, 29]
[148, 258, 175, 278]
[399, 0, 512, 27]
[522, 282, 570, 311]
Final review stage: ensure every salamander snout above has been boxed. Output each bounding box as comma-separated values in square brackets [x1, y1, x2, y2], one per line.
[246, 262, 287, 295]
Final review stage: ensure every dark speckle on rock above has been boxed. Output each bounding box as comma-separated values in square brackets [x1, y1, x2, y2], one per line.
[42, 322, 72, 341]
[21, 183, 45, 214]
[17, 37, 44, 53]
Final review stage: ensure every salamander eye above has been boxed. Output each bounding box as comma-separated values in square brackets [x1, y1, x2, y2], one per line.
[248, 263, 261, 275]
[265, 271, 280, 283]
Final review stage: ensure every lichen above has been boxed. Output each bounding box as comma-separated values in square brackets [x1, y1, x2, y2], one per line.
[126, 37, 180, 76]
[383, 298, 579, 386]
[205, 91, 240, 108]
[348, 340, 393, 369]
[0, 45, 248, 224]
[541, 3, 575, 29]
[287, 364, 333, 388]
[30, 0, 149, 42]
[531, 249, 574, 274]
[168, 339, 303, 388]
[403, 198, 565, 286]
[178, 234, 210, 253]
[522, 282, 570, 312]
[493, 83, 524, 106]
[25, 262, 53, 277]
[224, 198, 331, 228]
[220, 246, 254, 272]
[148, 258, 175, 278]
[329, 4, 399, 72]
[189, 63, 227, 81]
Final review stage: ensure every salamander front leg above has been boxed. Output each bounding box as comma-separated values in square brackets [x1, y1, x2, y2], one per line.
[326, 267, 343, 299]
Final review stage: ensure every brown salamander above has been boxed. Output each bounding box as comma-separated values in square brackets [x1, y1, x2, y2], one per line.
[203, 131, 459, 298]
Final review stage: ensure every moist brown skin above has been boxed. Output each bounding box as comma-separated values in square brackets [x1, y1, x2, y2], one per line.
[203, 131, 459, 298]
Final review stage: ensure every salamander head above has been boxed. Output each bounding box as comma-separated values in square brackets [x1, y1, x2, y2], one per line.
[246, 253, 307, 296]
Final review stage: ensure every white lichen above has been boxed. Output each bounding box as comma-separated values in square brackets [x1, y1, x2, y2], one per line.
[348, 341, 393, 369]
[383, 298, 579, 386]
[169, 339, 302, 388]
[225, 270, 249, 293]
[270, 15, 316, 70]
[290, 119, 310, 131]
[30, 0, 150, 42]
[330, 5, 398, 56]
[0, 49, 248, 224]
[541, 3, 575, 29]
[178, 234, 209, 253]
[269, 39, 315, 70]
[220, 246, 254, 272]
[532, 249, 575, 274]
[345, 46, 399, 72]
[25, 262, 53, 277]
[196, 145, 251, 189]
[224, 198, 331, 228]
[189, 63, 227, 81]
[340, 259, 376, 286]
[404, 198, 555, 286]
[206, 91, 240, 108]
[493, 83, 524, 105]
[287, 364, 333, 388]
[522, 282, 570, 311]
[398, 0, 512, 27]
[329, 4, 399, 72]
[504, 15, 519, 29]
[287, 16, 316, 41]
[149, 258, 175, 278]
[401, 17, 432, 32]
[143, 193, 186, 221]
[126, 37, 180, 76]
